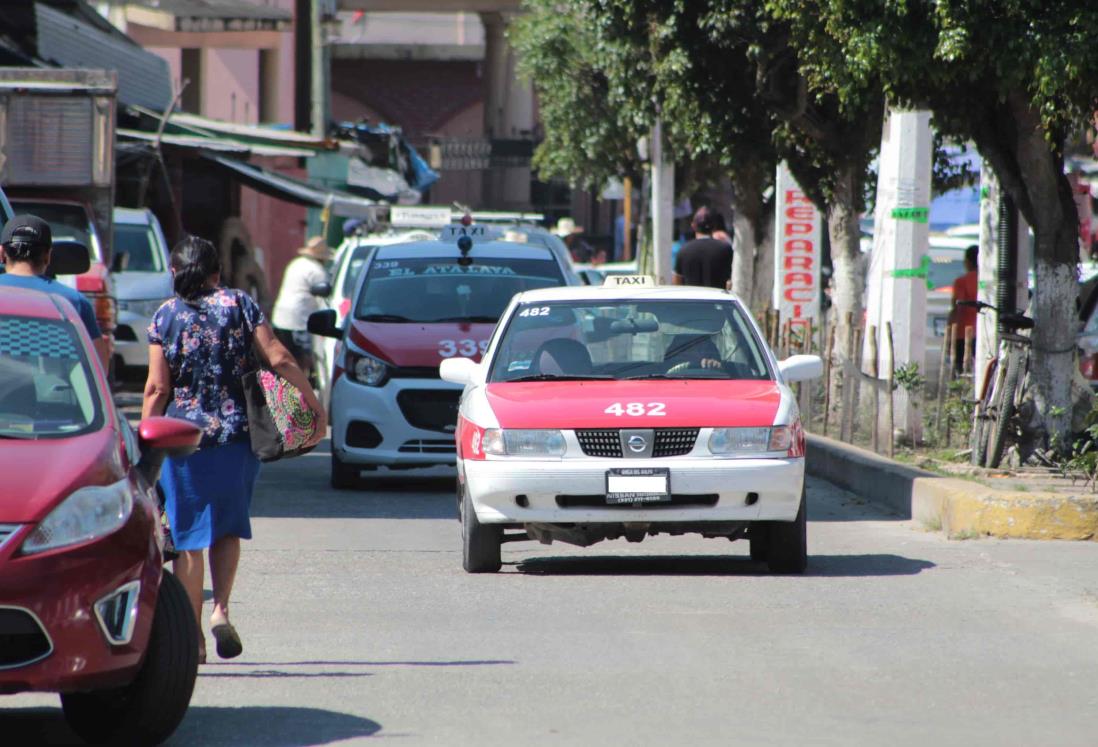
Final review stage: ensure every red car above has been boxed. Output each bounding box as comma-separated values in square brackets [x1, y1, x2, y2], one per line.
[0, 286, 201, 745]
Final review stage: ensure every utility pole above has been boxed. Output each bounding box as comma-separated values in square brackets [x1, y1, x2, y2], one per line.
[293, 0, 311, 133]
[650, 120, 674, 283]
[310, 0, 330, 138]
[865, 109, 932, 443]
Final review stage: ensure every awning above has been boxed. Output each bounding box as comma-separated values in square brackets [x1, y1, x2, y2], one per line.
[202, 153, 378, 219]
[34, 3, 173, 110]
[128, 105, 329, 155]
[118, 127, 315, 158]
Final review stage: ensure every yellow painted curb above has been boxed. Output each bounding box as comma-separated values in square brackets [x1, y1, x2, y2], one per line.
[911, 477, 1098, 541]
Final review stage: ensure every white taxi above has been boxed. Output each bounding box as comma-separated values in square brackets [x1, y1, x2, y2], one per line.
[440, 281, 823, 574]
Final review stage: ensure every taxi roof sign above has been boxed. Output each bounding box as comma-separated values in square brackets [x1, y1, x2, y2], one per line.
[440, 224, 504, 243]
[390, 206, 452, 228]
[603, 274, 657, 288]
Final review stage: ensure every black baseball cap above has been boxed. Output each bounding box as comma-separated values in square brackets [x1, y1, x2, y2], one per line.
[1, 214, 52, 248]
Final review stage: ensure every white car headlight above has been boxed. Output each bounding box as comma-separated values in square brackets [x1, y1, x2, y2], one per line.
[345, 349, 389, 387]
[22, 478, 134, 555]
[482, 429, 566, 457]
[708, 426, 791, 455]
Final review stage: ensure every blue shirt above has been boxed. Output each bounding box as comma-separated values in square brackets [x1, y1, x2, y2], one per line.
[148, 287, 266, 449]
[0, 273, 102, 339]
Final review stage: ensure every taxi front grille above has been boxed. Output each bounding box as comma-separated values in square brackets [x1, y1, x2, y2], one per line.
[575, 428, 700, 458]
[396, 390, 460, 433]
[0, 608, 52, 669]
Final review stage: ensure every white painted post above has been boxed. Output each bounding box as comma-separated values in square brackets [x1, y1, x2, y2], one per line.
[650, 120, 674, 284]
[975, 165, 999, 395]
[866, 109, 932, 442]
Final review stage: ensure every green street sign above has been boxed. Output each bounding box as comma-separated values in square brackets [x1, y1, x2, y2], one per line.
[891, 207, 929, 223]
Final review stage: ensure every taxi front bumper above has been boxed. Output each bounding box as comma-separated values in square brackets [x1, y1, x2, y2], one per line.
[463, 456, 804, 524]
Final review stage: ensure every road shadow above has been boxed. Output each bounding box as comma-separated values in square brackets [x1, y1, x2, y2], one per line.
[250, 441, 457, 520]
[0, 705, 381, 747]
[513, 553, 935, 578]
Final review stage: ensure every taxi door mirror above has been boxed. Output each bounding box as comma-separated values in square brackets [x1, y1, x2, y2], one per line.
[307, 309, 341, 338]
[440, 357, 479, 386]
[778, 354, 824, 382]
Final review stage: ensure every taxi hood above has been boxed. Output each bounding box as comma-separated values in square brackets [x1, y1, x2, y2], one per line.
[485, 380, 781, 429]
[348, 320, 496, 368]
[0, 427, 124, 523]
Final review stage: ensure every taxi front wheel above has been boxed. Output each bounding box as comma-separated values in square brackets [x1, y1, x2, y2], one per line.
[764, 488, 807, 574]
[461, 486, 501, 573]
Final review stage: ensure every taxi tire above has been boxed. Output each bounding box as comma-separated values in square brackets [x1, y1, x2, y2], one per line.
[748, 524, 770, 563]
[331, 451, 361, 489]
[462, 486, 501, 573]
[61, 570, 199, 746]
[765, 489, 807, 574]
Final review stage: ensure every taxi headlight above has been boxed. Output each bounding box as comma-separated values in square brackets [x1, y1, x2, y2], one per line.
[708, 426, 791, 455]
[482, 429, 566, 457]
[22, 479, 134, 555]
[345, 349, 389, 387]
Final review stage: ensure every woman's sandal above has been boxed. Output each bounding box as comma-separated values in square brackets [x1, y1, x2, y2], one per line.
[210, 622, 243, 659]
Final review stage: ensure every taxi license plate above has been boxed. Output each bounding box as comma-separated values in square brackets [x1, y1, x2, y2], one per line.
[605, 468, 671, 504]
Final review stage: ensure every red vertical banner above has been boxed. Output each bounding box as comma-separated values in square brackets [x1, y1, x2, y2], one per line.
[773, 163, 822, 335]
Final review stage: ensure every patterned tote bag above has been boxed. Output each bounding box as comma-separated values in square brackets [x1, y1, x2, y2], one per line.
[242, 368, 319, 462]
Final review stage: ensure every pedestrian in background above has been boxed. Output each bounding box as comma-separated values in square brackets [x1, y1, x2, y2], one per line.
[0, 214, 110, 371]
[272, 236, 331, 382]
[948, 245, 979, 374]
[143, 236, 325, 662]
[672, 206, 733, 289]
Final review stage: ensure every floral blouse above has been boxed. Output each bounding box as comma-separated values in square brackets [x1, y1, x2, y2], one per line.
[148, 287, 265, 449]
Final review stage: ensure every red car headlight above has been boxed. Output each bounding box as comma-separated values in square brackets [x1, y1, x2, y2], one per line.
[21, 478, 133, 555]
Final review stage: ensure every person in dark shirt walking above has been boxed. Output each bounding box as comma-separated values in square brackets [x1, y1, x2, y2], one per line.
[672, 207, 733, 289]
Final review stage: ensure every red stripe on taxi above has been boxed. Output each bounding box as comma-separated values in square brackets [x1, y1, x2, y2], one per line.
[485, 380, 781, 429]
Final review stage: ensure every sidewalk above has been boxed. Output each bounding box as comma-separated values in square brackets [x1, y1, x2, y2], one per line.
[806, 434, 1098, 541]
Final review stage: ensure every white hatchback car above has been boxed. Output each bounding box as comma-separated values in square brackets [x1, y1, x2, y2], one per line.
[440, 283, 823, 574]
[111, 207, 172, 377]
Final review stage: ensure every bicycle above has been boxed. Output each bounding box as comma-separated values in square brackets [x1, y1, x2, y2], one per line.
[960, 300, 1034, 468]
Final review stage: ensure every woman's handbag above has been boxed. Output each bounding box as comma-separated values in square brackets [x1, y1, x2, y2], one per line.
[241, 368, 319, 462]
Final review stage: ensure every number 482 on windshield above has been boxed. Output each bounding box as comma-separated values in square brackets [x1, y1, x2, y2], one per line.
[604, 402, 666, 416]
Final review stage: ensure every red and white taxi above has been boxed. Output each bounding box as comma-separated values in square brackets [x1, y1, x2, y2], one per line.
[310, 229, 577, 488]
[440, 282, 823, 574]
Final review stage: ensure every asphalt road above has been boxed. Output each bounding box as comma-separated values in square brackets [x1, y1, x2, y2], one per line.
[5, 442, 1098, 746]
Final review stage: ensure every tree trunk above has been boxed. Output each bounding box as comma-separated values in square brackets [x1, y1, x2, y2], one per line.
[983, 100, 1079, 449]
[731, 209, 757, 304]
[826, 164, 866, 411]
[750, 224, 775, 316]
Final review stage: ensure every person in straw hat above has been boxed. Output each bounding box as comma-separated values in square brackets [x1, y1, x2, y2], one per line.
[272, 236, 332, 380]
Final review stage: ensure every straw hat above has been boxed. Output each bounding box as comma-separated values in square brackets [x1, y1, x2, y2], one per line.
[553, 217, 582, 237]
[298, 236, 332, 260]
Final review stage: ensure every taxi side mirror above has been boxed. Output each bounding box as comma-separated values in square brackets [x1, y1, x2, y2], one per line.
[778, 355, 823, 382]
[47, 240, 91, 276]
[307, 309, 341, 339]
[440, 357, 479, 386]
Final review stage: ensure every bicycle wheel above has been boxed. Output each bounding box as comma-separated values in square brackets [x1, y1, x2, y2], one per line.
[985, 349, 1022, 468]
[970, 360, 997, 467]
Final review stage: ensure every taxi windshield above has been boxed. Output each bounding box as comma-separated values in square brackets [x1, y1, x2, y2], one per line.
[0, 316, 103, 439]
[489, 300, 772, 382]
[354, 255, 564, 323]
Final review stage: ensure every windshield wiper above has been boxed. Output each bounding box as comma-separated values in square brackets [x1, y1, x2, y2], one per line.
[507, 374, 613, 382]
[358, 313, 415, 323]
[427, 316, 498, 323]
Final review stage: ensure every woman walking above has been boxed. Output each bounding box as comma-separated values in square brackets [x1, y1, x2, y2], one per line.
[142, 236, 325, 662]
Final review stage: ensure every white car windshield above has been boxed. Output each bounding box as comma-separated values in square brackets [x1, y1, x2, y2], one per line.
[489, 300, 772, 382]
[0, 316, 102, 439]
[354, 256, 564, 323]
[114, 223, 165, 272]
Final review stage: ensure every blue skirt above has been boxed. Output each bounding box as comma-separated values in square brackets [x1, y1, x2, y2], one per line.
[160, 440, 261, 551]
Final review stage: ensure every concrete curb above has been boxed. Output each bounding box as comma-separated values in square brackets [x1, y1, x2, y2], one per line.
[806, 434, 1098, 541]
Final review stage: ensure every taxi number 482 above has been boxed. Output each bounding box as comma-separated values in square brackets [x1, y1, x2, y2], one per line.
[439, 339, 489, 358]
[604, 402, 666, 417]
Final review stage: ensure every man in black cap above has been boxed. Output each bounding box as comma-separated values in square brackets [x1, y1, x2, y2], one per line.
[672, 206, 733, 289]
[0, 214, 108, 369]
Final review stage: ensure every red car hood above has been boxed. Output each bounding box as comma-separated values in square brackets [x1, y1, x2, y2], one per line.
[348, 321, 496, 367]
[0, 427, 123, 523]
[485, 380, 782, 429]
